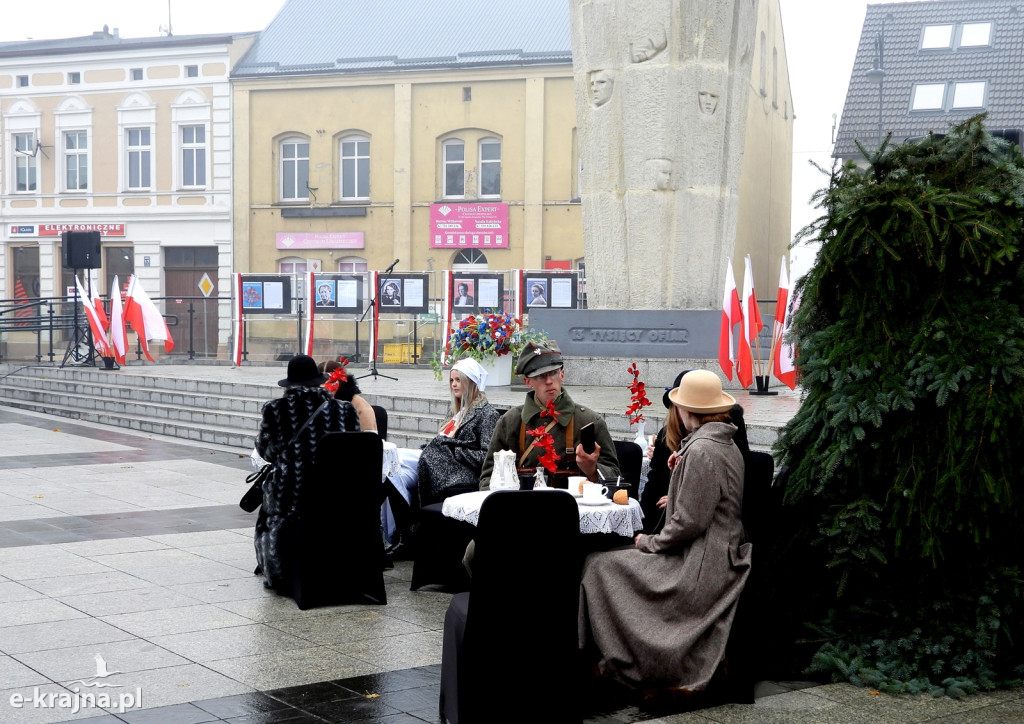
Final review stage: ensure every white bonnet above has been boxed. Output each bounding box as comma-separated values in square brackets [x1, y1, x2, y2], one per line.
[452, 357, 488, 392]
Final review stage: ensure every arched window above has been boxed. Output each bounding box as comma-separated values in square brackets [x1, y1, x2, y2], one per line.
[337, 255, 367, 273]
[453, 249, 487, 270]
[478, 137, 501, 197]
[279, 136, 309, 201]
[442, 139, 465, 198]
[339, 134, 369, 200]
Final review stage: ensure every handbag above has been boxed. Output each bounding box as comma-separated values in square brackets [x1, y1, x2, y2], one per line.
[240, 400, 330, 512]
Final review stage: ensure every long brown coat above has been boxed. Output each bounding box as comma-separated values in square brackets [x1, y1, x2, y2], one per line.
[579, 421, 751, 689]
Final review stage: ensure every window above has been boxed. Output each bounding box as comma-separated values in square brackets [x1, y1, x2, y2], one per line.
[180, 124, 206, 188]
[453, 249, 487, 268]
[104, 247, 134, 293]
[952, 81, 986, 109]
[12, 246, 40, 322]
[340, 135, 369, 200]
[13, 133, 37, 192]
[337, 256, 368, 273]
[185, 65, 199, 78]
[463, 87, 472, 102]
[921, 24, 953, 49]
[960, 22, 992, 47]
[130, 68, 143, 81]
[911, 83, 946, 110]
[443, 139, 465, 197]
[68, 72, 81, 84]
[479, 138, 501, 197]
[17, 75, 28, 87]
[64, 130, 88, 191]
[280, 137, 309, 201]
[126, 127, 152, 189]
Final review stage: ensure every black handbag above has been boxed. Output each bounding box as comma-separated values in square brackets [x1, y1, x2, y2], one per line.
[240, 400, 329, 512]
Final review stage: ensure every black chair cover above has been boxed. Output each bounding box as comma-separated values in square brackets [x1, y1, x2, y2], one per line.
[409, 503, 474, 592]
[612, 439, 643, 498]
[371, 405, 388, 440]
[285, 431, 387, 609]
[440, 490, 582, 723]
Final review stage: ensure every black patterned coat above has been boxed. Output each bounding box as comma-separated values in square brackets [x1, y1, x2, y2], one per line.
[253, 386, 359, 590]
[417, 402, 500, 507]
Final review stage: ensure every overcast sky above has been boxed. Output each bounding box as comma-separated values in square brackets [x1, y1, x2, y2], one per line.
[2, 0, 925, 279]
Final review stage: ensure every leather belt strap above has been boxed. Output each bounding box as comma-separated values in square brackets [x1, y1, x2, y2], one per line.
[518, 415, 575, 466]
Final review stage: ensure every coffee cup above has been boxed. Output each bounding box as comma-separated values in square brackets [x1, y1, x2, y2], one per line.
[581, 482, 608, 503]
[568, 476, 587, 495]
[605, 482, 630, 500]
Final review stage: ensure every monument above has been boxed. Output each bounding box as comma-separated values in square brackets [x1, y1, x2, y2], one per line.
[569, 0, 759, 311]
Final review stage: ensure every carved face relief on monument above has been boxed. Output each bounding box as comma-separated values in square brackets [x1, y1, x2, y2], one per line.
[645, 158, 673, 190]
[698, 90, 720, 115]
[631, 29, 667, 63]
[589, 70, 614, 107]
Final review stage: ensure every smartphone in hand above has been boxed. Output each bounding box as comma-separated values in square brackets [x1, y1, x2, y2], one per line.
[580, 422, 596, 454]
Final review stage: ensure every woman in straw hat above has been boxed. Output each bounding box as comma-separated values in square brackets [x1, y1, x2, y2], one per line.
[579, 369, 751, 693]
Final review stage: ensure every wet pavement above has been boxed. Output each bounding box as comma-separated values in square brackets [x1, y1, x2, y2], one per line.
[1, 367, 1022, 723]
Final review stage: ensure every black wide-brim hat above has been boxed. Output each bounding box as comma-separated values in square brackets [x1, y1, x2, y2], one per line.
[279, 354, 329, 387]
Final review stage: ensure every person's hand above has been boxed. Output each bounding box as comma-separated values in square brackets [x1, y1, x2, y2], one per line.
[667, 450, 682, 470]
[656, 495, 668, 510]
[575, 442, 601, 480]
[634, 533, 644, 548]
[645, 440, 656, 459]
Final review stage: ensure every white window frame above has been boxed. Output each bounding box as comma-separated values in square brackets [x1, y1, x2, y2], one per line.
[63, 130, 89, 192]
[126, 127, 153, 190]
[339, 134, 370, 201]
[911, 83, 946, 111]
[13, 132, 38, 193]
[55, 97, 93, 195]
[185, 64, 199, 78]
[959, 22, 992, 48]
[280, 136, 310, 202]
[921, 24, 954, 49]
[478, 138, 501, 198]
[117, 93, 156, 193]
[179, 124, 207, 189]
[442, 139, 466, 198]
[337, 256, 368, 273]
[952, 81, 986, 109]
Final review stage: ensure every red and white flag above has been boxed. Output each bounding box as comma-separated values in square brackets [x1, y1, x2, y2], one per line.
[123, 275, 175, 362]
[773, 259, 798, 389]
[109, 275, 128, 365]
[75, 275, 112, 357]
[736, 255, 763, 389]
[232, 273, 244, 366]
[718, 261, 743, 380]
[304, 271, 315, 356]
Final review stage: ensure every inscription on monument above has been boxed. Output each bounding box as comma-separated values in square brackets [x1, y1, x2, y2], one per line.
[530, 309, 719, 359]
[569, 327, 690, 344]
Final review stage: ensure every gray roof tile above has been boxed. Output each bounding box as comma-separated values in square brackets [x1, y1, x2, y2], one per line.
[232, 0, 572, 77]
[834, 0, 1024, 157]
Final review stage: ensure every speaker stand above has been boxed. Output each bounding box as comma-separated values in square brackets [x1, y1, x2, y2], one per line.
[61, 268, 97, 368]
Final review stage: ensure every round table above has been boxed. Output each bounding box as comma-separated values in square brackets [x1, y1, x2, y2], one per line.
[442, 489, 644, 538]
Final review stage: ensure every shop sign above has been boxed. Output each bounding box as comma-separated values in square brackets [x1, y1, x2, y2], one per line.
[8, 223, 126, 237]
[430, 203, 508, 248]
[276, 232, 365, 250]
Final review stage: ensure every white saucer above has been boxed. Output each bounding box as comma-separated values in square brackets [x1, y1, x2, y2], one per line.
[578, 498, 610, 506]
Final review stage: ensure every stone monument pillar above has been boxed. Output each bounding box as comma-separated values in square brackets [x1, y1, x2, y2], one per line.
[569, 0, 758, 310]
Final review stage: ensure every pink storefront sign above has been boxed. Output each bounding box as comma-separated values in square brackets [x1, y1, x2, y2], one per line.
[430, 203, 508, 248]
[276, 232, 365, 250]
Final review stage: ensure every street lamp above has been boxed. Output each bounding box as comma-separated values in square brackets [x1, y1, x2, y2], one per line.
[865, 29, 886, 146]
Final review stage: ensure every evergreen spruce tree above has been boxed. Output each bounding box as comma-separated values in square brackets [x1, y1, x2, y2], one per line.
[776, 116, 1024, 695]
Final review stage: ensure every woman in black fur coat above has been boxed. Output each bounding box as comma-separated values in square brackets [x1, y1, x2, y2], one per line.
[253, 355, 359, 591]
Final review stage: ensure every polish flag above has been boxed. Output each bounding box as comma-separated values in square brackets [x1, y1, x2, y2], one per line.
[736, 255, 763, 389]
[773, 260, 798, 389]
[304, 271, 315, 356]
[75, 275, 112, 357]
[123, 275, 175, 362]
[718, 261, 743, 380]
[109, 275, 128, 365]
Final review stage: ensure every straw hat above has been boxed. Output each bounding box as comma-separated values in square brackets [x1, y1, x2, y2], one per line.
[667, 369, 735, 413]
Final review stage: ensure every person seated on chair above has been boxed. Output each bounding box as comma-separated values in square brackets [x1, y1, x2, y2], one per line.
[253, 354, 360, 592]
[641, 369, 750, 533]
[318, 358, 376, 434]
[384, 357, 500, 545]
[579, 370, 750, 693]
[479, 340, 619, 488]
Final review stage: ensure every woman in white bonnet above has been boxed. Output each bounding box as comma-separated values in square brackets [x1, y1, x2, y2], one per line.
[383, 357, 500, 546]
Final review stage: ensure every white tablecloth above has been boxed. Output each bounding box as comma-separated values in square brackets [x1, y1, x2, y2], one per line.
[381, 441, 401, 483]
[442, 490, 644, 537]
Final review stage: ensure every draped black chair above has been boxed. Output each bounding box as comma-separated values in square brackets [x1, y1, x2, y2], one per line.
[612, 439, 643, 498]
[283, 431, 387, 609]
[371, 404, 388, 440]
[439, 490, 582, 724]
[721, 450, 779, 703]
[409, 502, 474, 592]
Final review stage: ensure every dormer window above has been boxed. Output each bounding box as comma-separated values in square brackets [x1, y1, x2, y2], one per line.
[921, 24, 953, 49]
[959, 22, 992, 47]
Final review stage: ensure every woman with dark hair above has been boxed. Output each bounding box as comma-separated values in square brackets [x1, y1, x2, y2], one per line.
[579, 369, 751, 692]
[640, 369, 749, 533]
[318, 358, 376, 433]
[253, 355, 360, 592]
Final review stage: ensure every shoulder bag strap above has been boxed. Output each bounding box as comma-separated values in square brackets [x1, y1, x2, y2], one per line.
[289, 400, 330, 446]
[519, 418, 559, 466]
